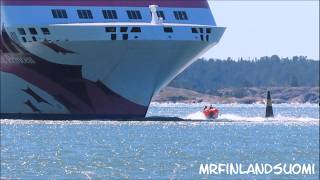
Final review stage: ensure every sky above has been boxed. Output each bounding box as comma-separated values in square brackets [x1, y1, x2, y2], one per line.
[201, 1, 319, 60]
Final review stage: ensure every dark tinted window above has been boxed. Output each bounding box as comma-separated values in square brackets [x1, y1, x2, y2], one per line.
[173, 11, 188, 20]
[206, 28, 212, 34]
[57, 10, 63, 18]
[181, 11, 188, 20]
[77, 10, 83, 18]
[192, 28, 198, 33]
[32, 36, 37, 42]
[62, 10, 68, 18]
[127, 11, 132, 19]
[111, 34, 116, 40]
[105, 27, 116, 32]
[132, 12, 137, 19]
[156, 11, 165, 20]
[77, 10, 93, 19]
[21, 37, 26, 42]
[123, 34, 128, 40]
[29, 28, 37, 35]
[52, 10, 58, 18]
[111, 10, 117, 19]
[137, 11, 142, 19]
[199, 28, 204, 33]
[127, 10, 142, 19]
[88, 10, 93, 19]
[17, 28, 26, 35]
[163, 27, 173, 33]
[200, 35, 204, 41]
[103, 10, 118, 19]
[174, 11, 179, 20]
[51, 9, 68, 18]
[41, 28, 50, 35]
[131, 27, 141, 32]
[120, 27, 128, 32]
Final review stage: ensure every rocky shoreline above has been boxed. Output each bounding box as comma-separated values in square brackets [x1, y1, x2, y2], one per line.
[152, 86, 319, 104]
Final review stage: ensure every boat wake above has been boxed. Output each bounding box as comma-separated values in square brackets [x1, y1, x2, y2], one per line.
[1, 108, 318, 125]
[185, 111, 319, 125]
[0, 115, 318, 125]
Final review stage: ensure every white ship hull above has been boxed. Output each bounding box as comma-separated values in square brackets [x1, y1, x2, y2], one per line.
[0, 0, 225, 119]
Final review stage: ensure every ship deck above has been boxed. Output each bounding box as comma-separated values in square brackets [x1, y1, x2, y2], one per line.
[51, 22, 219, 28]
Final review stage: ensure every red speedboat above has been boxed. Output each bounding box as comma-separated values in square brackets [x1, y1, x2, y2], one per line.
[203, 108, 219, 119]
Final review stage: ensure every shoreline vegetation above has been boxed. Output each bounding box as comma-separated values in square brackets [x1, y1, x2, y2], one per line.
[152, 56, 319, 104]
[152, 86, 319, 104]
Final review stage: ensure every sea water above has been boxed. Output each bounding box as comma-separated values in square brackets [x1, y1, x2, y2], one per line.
[1, 103, 319, 179]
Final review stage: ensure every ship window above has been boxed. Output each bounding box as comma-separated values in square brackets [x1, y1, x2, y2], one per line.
[191, 28, 198, 33]
[206, 28, 211, 34]
[105, 27, 116, 32]
[88, 11, 93, 19]
[206, 35, 209, 41]
[32, 36, 37, 42]
[56, 10, 63, 18]
[174, 11, 188, 20]
[52, 10, 57, 18]
[61, 10, 68, 18]
[111, 34, 116, 40]
[200, 35, 204, 41]
[77, 10, 93, 19]
[51, 9, 68, 18]
[174, 11, 179, 20]
[127, 10, 142, 19]
[199, 28, 204, 33]
[181, 11, 188, 20]
[102, 10, 118, 19]
[120, 27, 128, 32]
[77, 10, 83, 18]
[163, 27, 173, 33]
[41, 28, 50, 35]
[131, 27, 141, 32]
[21, 37, 26, 42]
[123, 34, 128, 40]
[156, 11, 165, 20]
[29, 28, 37, 35]
[17, 28, 26, 35]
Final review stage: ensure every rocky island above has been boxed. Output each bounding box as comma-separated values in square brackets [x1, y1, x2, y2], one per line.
[152, 86, 319, 104]
[152, 56, 319, 104]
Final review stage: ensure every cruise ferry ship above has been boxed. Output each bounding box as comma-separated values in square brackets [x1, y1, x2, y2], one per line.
[0, 0, 225, 119]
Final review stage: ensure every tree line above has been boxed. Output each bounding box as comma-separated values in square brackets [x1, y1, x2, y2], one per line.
[169, 55, 319, 94]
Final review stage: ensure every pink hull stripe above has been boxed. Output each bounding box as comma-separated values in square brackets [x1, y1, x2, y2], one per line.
[1, 0, 209, 8]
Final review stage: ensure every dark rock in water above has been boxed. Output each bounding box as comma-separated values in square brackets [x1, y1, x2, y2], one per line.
[238, 97, 258, 104]
[167, 96, 188, 103]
